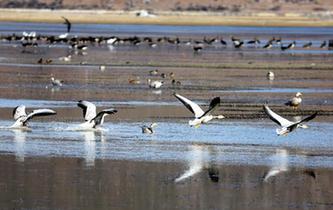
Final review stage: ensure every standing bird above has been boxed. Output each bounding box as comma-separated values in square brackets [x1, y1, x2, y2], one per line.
[141, 123, 158, 134]
[61, 16, 71, 33]
[51, 77, 63, 87]
[263, 40, 273, 49]
[320, 41, 327, 48]
[285, 92, 302, 109]
[263, 105, 317, 136]
[147, 79, 163, 89]
[77, 100, 117, 129]
[266, 71, 275, 80]
[303, 42, 312, 48]
[10, 105, 56, 129]
[281, 41, 296, 51]
[174, 93, 224, 127]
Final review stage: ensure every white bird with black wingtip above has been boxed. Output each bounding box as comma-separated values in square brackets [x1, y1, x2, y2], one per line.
[141, 123, 158, 134]
[77, 100, 117, 130]
[10, 105, 56, 129]
[263, 105, 317, 136]
[174, 93, 225, 127]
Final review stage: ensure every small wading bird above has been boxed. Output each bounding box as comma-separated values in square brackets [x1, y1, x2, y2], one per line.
[147, 79, 163, 89]
[141, 123, 158, 134]
[10, 105, 56, 129]
[263, 105, 317, 136]
[174, 93, 224, 127]
[77, 100, 117, 130]
[285, 92, 302, 109]
[51, 77, 63, 87]
[266, 71, 275, 80]
[281, 41, 296, 51]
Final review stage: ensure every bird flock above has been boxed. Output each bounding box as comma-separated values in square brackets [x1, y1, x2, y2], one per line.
[0, 17, 319, 136]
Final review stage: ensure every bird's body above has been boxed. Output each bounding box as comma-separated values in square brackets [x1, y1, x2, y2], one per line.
[141, 123, 158, 134]
[51, 77, 63, 87]
[77, 100, 117, 130]
[281, 41, 296, 51]
[147, 79, 163, 89]
[174, 93, 224, 127]
[285, 92, 302, 108]
[10, 105, 56, 129]
[263, 105, 317, 136]
[267, 71, 275, 80]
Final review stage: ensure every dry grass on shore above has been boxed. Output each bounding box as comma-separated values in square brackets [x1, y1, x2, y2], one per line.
[0, 8, 333, 26]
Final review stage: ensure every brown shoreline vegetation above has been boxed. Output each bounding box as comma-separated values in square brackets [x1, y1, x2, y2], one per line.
[0, 8, 333, 26]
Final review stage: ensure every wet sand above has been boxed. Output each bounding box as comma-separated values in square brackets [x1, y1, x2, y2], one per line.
[0, 23, 333, 209]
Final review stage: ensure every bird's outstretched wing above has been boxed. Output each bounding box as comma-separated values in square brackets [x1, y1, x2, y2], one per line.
[61, 16, 71, 33]
[174, 93, 204, 118]
[77, 100, 97, 121]
[200, 97, 220, 118]
[13, 105, 27, 120]
[263, 105, 292, 127]
[287, 112, 318, 131]
[24, 109, 56, 123]
[91, 108, 117, 126]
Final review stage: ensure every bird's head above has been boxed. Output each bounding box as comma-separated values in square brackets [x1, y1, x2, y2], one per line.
[295, 92, 302, 97]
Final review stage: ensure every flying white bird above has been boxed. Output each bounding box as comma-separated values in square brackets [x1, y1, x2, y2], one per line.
[263, 105, 317, 136]
[77, 100, 117, 130]
[174, 93, 224, 127]
[10, 105, 56, 129]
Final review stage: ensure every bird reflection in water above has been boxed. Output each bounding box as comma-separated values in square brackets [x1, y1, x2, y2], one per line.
[12, 129, 29, 162]
[263, 149, 316, 182]
[81, 130, 104, 167]
[175, 144, 219, 183]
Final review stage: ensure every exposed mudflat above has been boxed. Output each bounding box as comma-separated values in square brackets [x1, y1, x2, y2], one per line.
[0, 23, 333, 209]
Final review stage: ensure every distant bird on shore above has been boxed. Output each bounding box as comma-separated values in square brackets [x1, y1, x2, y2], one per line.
[149, 69, 159, 76]
[147, 79, 163, 89]
[174, 93, 224, 127]
[281, 41, 296, 51]
[320, 41, 327, 48]
[61, 16, 71, 33]
[247, 37, 260, 45]
[141, 123, 158, 134]
[285, 92, 302, 109]
[303, 42, 312, 48]
[231, 36, 244, 48]
[263, 41, 273, 49]
[193, 45, 203, 52]
[263, 105, 317, 136]
[10, 105, 56, 129]
[266, 71, 275, 80]
[51, 77, 63, 87]
[77, 100, 117, 130]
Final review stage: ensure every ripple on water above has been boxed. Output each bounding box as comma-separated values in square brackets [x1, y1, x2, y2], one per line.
[0, 120, 332, 168]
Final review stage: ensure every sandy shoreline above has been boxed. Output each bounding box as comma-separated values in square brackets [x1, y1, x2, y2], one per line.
[0, 8, 333, 27]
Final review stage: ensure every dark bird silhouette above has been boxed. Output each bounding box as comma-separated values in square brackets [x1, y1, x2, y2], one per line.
[61, 16, 71, 33]
[281, 41, 296, 51]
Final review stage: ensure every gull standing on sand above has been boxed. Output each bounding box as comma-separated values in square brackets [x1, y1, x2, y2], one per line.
[174, 93, 224, 127]
[263, 105, 317, 136]
[10, 105, 56, 129]
[285, 92, 302, 109]
[77, 100, 117, 130]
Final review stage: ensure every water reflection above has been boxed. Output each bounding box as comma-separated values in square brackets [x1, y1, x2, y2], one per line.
[175, 144, 219, 183]
[81, 130, 105, 167]
[12, 129, 28, 162]
[263, 149, 288, 182]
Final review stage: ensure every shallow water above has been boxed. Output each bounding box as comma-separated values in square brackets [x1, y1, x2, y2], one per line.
[0, 120, 332, 168]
